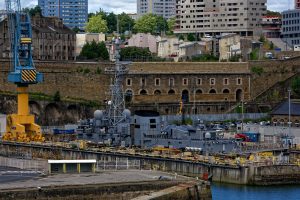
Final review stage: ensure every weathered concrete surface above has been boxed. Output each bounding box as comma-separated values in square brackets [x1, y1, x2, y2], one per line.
[132, 181, 212, 200]
[0, 181, 177, 200]
[0, 170, 186, 190]
[0, 168, 211, 200]
[249, 165, 300, 185]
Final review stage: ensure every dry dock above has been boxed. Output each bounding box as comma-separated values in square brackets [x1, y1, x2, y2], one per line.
[0, 141, 300, 185]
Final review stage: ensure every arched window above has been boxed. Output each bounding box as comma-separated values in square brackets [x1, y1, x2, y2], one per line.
[154, 90, 161, 95]
[223, 89, 230, 94]
[140, 89, 147, 95]
[195, 89, 203, 94]
[168, 89, 175, 95]
[209, 89, 216, 94]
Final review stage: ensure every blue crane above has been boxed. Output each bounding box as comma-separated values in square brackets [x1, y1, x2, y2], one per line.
[5, 0, 42, 85]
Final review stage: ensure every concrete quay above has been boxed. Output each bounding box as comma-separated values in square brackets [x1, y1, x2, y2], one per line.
[0, 169, 211, 200]
[0, 141, 300, 185]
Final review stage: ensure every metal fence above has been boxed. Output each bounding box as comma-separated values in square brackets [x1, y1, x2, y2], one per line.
[163, 113, 268, 123]
[96, 158, 141, 171]
[0, 156, 48, 172]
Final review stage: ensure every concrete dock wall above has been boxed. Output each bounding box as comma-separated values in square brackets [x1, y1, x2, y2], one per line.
[1, 141, 300, 185]
[0, 181, 186, 200]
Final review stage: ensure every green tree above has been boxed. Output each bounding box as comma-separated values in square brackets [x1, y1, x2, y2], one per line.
[155, 16, 168, 34]
[266, 10, 281, 17]
[187, 33, 196, 41]
[79, 40, 109, 60]
[118, 12, 135, 34]
[251, 66, 264, 75]
[106, 12, 117, 33]
[178, 34, 185, 41]
[88, 9, 116, 33]
[23, 6, 42, 16]
[250, 48, 259, 60]
[133, 14, 168, 34]
[72, 27, 81, 33]
[120, 47, 152, 61]
[53, 91, 61, 102]
[259, 35, 265, 43]
[98, 41, 109, 60]
[86, 15, 108, 33]
[134, 14, 157, 34]
[167, 17, 176, 34]
[292, 76, 300, 96]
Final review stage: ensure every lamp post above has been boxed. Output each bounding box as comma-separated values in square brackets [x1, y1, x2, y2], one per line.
[241, 100, 246, 133]
[241, 100, 244, 133]
[288, 88, 292, 147]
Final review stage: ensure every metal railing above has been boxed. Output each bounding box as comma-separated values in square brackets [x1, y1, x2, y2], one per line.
[96, 158, 141, 171]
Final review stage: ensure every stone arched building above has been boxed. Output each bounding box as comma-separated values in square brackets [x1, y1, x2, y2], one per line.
[124, 62, 250, 114]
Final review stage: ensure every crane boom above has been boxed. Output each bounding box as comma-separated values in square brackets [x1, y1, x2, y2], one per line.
[2, 0, 44, 143]
[5, 0, 42, 85]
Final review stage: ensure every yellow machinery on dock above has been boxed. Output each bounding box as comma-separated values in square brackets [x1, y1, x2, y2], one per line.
[2, 0, 44, 142]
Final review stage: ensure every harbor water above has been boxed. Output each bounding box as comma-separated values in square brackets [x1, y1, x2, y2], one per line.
[212, 183, 300, 200]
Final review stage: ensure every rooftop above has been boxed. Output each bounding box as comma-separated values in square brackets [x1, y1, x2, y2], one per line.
[271, 100, 300, 116]
[130, 62, 250, 74]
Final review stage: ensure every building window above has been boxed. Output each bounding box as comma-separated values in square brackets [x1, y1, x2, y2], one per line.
[126, 78, 132, 86]
[223, 78, 229, 85]
[197, 78, 202, 85]
[237, 78, 242, 85]
[140, 78, 146, 86]
[155, 78, 160, 86]
[169, 78, 174, 87]
[210, 78, 215, 85]
[182, 78, 188, 85]
[196, 89, 203, 94]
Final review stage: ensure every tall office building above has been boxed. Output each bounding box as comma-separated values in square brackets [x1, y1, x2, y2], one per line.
[175, 0, 267, 36]
[281, 9, 300, 48]
[137, 0, 176, 19]
[38, 0, 88, 30]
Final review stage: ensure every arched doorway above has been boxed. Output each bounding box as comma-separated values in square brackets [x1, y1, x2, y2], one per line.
[236, 89, 243, 102]
[209, 89, 217, 94]
[223, 89, 230, 93]
[154, 90, 161, 95]
[140, 89, 147, 95]
[182, 90, 189, 103]
[168, 89, 175, 95]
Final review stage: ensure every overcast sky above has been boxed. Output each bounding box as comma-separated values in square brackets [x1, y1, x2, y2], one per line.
[0, 0, 294, 13]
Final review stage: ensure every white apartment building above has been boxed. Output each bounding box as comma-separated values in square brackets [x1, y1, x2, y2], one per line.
[175, 0, 267, 36]
[137, 0, 176, 19]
